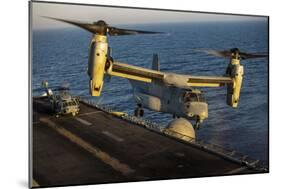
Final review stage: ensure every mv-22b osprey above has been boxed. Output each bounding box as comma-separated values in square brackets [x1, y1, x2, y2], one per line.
[43, 17, 268, 139]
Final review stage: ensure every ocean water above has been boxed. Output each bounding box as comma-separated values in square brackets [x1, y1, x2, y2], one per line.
[32, 21, 268, 163]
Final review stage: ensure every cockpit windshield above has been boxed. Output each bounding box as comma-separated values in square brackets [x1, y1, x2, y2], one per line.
[183, 92, 205, 102]
[62, 100, 78, 107]
[197, 93, 206, 102]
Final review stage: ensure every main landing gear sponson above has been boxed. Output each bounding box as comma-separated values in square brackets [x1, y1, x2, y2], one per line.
[134, 104, 144, 117]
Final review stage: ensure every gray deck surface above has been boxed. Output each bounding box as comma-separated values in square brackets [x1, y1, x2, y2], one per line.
[32, 97, 263, 188]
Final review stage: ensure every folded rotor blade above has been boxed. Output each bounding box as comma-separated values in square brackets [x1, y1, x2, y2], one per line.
[52, 87, 70, 91]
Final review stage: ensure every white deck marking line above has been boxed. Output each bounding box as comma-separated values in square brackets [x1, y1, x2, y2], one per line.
[79, 111, 102, 116]
[226, 166, 249, 174]
[32, 179, 39, 187]
[39, 117, 135, 176]
[75, 117, 92, 126]
[102, 131, 124, 142]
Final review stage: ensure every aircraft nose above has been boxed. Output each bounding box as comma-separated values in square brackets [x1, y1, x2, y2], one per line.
[186, 102, 208, 120]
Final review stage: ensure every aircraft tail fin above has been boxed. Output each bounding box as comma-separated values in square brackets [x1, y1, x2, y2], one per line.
[152, 53, 160, 71]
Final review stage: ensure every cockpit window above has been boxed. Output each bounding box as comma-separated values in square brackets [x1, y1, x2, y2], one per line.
[183, 93, 196, 102]
[189, 93, 198, 101]
[62, 101, 77, 107]
[183, 92, 205, 102]
[62, 102, 67, 107]
[197, 93, 206, 102]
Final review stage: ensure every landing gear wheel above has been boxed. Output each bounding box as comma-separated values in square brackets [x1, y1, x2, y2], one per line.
[134, 108, 140, 117]
[139, 109, 144, 117]
[194, 117, 201, 130]
[134, 107, 144, 117]
[194, 121, 200, 130]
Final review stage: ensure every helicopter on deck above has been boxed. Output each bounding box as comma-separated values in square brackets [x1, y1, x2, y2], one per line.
[39, 81, 80, 117]
[43, 16, 268, 139]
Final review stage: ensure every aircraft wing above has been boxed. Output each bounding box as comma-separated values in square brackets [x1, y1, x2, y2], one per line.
[163, 74, 233, 88]
[110, 62, 165, 82]
[110, 62, 232, 88]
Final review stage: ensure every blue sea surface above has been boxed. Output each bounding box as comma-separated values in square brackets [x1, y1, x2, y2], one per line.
[32, 21, 268, 163]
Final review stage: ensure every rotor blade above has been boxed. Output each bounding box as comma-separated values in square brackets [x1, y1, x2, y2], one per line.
[52, 87, 70, 91]
[108, 26, 163, 36]
[195, 49, 232, 58]
[196, 49, 268, 60]
[240, 52, 268, 59]
[32, 88, 43, 92]
[42, 16, 162, 36]
[42, 16, 100, 34]
[60, 81, 71, 89]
